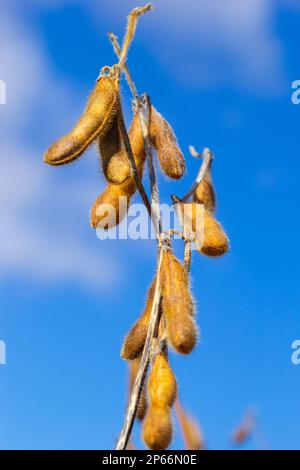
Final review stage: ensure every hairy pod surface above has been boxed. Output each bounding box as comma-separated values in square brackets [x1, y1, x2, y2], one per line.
[143, 353, 176, 450]
[129, 358, 148, 421]
[44, 70, 120, 166]
[142, 406, 173, 450]
[148, 353, 177, 408]
[149, 106, 185, 179]
[193, 171, 216, 213]
[176, 203, 229, 257]
[121, 278, 156, 360]
[160, 250, 197, 354]
[90, 113, 145, 229]
[198, 206, 229, 257]
[98, 97, 131, 184]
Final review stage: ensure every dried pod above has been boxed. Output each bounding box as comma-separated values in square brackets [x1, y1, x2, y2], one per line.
[98, 98, 130, 184]
[148, 353, 177, 408]
[143, 353, 177, 450]
[149, 105, 185, 179]
[193, 171, 216, 213]
[176, 202, 229, 257]
[121, 279, 156, 360]
[129, 358, 148, 421]
[199, 207, 229, 257]
[142, 406, 172, 450]
[175, 400, 205, 450]
[44, 67, 119, 166]
[160, 250, 197, 354]
[90, 112, 145, 229]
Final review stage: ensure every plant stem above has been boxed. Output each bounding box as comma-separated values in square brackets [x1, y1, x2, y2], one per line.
[109, 33, 161, 235]
[116, 242, 167, 450]
[117, 107, 153, 219]
[139, 93, 162, 234]
[110, 32, 164, 450]
[171, 147, 213, 203]
[184, 240, 192, 272]
[117, 4, 153, 70]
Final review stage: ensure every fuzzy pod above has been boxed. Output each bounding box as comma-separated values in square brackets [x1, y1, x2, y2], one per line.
[160, 250, 197, 354]
[129, 358, 148, 421]
[149, 105, 185, 179]
[198, 206, 229, 257]
[121, 278, 156, 360]
[44, 69, 120, 166]
[193, 171, 216, 213]
[176, 203, 229, 257]
[98, 98, 130, 185]
[142, 406, 173, 450]
[90, 112, 145, 229]
[148, 353, 177, 409]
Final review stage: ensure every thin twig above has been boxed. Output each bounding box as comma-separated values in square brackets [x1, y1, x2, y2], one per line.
[111, 26, 165, 449]
[171, 147, 214, 203]
[168, 228, 185, 240]
[117, 106, 153, 218]
[116, 241, 168, 450]
[118, 4, 153, 70]
[109, 33, 162, 235]
[167, 229, 192, 272]
[108, 33, 139, 102]
[139, 94, 162, 234]
[184, 240, 192, 273]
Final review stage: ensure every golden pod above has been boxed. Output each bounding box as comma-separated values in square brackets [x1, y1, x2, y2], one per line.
[90, 112, 145, 230]
[193, 172, 216, 213]
[148, 353, 177, 408]
[160, 250, 197, 354]
[129, 358, 148, 421]
[198, 206, 229, 257]
[142, 406, 173, 450]
[176, 203, 229, 257]
[121, 278, 156, 360]
[98, 97, 130, 185]
[149, 105, 185, 179]
[44, 67, 120, 166]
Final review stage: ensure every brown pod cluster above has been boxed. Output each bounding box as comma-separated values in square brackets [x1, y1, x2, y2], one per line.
[129, 358, 147, 421]
[193, 171, 216, 213]
[176, 202, 229, 257]
[98, 97, 130, 185]
[121, 278, 156, 360]
[142, 353, 177, 450]
[149, 105, 185, 179]
[160, 250, 197, 354]
[90, 112, 146, 229]
[44, 68, 120, 166]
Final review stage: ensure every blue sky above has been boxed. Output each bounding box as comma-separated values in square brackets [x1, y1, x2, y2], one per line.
[1, 0, 300, 450]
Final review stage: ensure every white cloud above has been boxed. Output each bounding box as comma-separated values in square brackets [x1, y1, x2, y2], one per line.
[147, 0, 285, 92]
[85, 0, 287, 93]
[0, 4, 121, 289]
